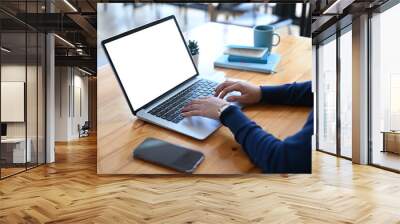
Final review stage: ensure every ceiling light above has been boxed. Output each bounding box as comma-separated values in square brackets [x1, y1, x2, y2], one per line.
[54, 34, 75, 48]
[63, 0, 78, 12]
[1, 47, 11, 53]
[323, 0, 341, 14]
[322, 0, 354, 15]
[78, 67, 93, 76]
[76, 48, 85, 55]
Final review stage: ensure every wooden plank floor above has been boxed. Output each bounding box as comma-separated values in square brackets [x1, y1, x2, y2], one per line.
[1, 135, 400, 223]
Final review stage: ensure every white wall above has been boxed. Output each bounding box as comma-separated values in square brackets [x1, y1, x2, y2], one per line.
[1, 65, 38, 138]
[1, 63, 46, 164]
[72, 74, 89, 138]
[54, 67, 89, 141]
[55, 67, 70, 141]
[1, 65, 26, 138]
[1, 82, 25, 122]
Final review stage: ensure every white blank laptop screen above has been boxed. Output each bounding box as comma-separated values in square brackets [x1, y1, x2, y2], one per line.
[104, 18, 197, 111]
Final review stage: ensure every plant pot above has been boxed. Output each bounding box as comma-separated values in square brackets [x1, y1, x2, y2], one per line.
[192, 54, 199, 68]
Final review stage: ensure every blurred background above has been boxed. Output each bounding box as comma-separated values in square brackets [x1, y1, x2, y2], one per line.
[97, 3, 311, 68]
[0, 0, 97, 178]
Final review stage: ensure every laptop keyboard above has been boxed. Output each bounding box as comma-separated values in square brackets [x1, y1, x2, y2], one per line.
[148, 79, 219, 123]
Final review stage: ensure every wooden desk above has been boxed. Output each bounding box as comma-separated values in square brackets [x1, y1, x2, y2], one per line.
[97, 22, 312, 174]
[381, 131, 400, 154]
[1, 138, 32, 164]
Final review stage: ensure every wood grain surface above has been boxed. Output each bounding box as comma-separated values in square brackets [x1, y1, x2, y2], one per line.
[1, 135, 400, 223]
[97, 22, 312, 174]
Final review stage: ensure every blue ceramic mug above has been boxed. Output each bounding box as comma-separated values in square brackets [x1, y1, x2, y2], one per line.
[253, 25, 280, 52]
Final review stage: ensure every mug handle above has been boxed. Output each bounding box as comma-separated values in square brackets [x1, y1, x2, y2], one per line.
[273, 33, 280, 46]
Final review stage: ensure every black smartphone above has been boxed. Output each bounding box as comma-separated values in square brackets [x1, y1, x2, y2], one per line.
[133, 138, 204, 173]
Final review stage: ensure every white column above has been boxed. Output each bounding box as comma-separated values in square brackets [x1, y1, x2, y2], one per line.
[352, 14, 369, 164]
[46, 33, 55, 163]
[54, 67, 73, 141]
[45, 0, 56, 163]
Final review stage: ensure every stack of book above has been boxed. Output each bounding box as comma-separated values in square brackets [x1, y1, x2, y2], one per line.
[214, 45, 281, 74]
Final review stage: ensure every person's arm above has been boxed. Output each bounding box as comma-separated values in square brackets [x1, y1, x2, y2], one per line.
[220, 106, 312, 173]
[260, 81, 313, 107]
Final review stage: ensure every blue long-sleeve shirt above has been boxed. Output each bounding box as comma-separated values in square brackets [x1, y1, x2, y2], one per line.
[220, 81, 313, 173]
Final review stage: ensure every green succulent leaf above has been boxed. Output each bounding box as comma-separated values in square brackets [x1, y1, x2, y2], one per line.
[188, 40, 199, 55]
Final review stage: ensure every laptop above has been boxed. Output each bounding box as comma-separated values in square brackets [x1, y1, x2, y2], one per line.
[102, 16, 234, 140]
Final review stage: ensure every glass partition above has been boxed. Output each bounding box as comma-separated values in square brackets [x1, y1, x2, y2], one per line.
[26, 0, 43, 169]
[1, 30, 28, 177]
[27, 30, 38, 169]
[38, 32, 45, 165]
[0, 1, 46, 179]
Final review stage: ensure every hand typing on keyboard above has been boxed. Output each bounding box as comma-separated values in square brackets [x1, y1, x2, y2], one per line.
[182, 79, 262, 120]
[214, 80, 262, 104]
[149, 79, 220, 123]
[181, 96, 229, 120]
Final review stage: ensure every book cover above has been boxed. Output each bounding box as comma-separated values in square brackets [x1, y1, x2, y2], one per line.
[214, 53, 281, 74]
[227, 53, 268, 64]
[224, 45, 269, 59]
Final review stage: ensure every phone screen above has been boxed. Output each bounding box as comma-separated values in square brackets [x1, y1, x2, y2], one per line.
[133, 138, 204, 173]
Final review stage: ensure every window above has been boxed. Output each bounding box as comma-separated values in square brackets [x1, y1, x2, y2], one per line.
[339, 29, 352, 158]
[317, 37, 337, 154]
[314, 0, 400, 170]
[370, 2, 400, 171]
[316, 27, 353, 159]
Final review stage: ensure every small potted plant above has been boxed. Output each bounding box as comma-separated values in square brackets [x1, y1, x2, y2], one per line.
[188, 40, 199, 68]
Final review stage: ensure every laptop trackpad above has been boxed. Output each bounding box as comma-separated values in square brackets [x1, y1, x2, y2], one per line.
[181, 116, 219, 128]
[176, 115, 221, 139]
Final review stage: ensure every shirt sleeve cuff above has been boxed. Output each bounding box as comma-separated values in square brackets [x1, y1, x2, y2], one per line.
[260, 85, 288, 104]
[220, 105, 252, 135]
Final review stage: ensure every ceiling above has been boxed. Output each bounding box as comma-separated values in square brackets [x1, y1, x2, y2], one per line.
[311, 0, 393, 44]
[0, 0, 98, 74]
